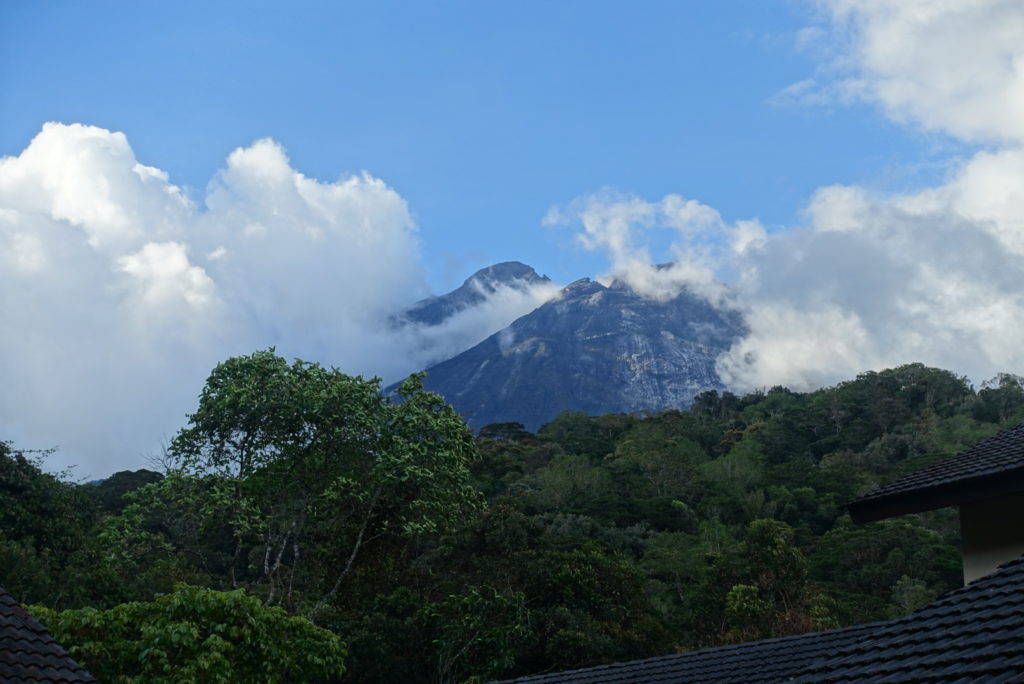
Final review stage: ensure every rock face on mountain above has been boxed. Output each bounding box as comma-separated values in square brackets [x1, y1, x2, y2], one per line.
[419, 276, 745, 430]
[401, 261, 551, 326]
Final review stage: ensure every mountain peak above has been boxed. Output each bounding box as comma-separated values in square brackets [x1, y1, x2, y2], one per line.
[561, 277, 601, 294]
[464, 261, 545, 287]
[401, 261, 551, 327]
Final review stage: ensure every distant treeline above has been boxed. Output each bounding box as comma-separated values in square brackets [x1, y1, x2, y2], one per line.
[4, 354, 1022, 682]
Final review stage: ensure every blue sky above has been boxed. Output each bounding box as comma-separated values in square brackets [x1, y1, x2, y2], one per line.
[5, 1, 1024, 474]
[2, 0, 953, 290]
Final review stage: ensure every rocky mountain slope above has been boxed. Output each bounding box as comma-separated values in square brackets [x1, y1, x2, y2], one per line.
[417, 274, 745, 430]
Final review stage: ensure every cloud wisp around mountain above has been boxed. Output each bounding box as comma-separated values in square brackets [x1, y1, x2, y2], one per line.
[552, 0, 1024, 393]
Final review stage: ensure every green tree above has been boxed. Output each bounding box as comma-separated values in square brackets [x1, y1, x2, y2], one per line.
[973, 373, 1024, 423]
[538, 411, 633, 458]
[124, 350, 482, 617]
[528, 453, 611, 511]
[420, 585, 528, 684]
[608, 419, 708, 499]
[716, 519, 821, 642]
[31, 585, 346, 683]
[0, 442, 100, 607]
[809, 520, 960, 623]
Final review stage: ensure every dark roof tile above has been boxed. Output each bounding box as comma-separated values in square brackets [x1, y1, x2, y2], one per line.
[0, 587, 95, 683]
[792, 556, 1024, 682]
[502, 555, 1024, 683]
[495, 622, 879, 683]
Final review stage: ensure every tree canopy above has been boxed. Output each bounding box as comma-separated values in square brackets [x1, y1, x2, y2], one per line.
[120, 350, 483, 616]
[8, 361, 1024, 681]
[32, 585, 347, 683]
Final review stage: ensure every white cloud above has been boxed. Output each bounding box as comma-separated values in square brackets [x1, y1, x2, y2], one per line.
[545, 190, 758, 304]
[494, 1, 1024, 405]
[791, 0, 1024, 144]
[717, 180, 1024, 390]
[118, 241, 220, 323]
[196, 137, 425, 363]
[395, 279, 562, 371]
[9, 2, 1024, 473]
[720, 304, 877, 391]
[712, 1, 1024, 391]
[900, 148, 1024, 254]
[0, 123, 528, 475]
[0, 124, 192, 254]
[552, 145, 1024, 395]
[552, 174, 1024, 394]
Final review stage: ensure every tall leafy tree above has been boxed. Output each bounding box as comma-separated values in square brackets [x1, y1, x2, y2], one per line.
[125, 350, 482, 617]
[0, 442, 100, 607]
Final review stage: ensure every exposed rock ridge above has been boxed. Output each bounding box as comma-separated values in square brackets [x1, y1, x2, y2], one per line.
[418, 274, 745, 429]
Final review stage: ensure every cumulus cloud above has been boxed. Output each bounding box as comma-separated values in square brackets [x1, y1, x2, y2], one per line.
[717, 183, 1024, 390]
[554, 170, 1024, 394]
[0, 123, 526, 475]
[9, 2, 1024, 473]
[544, 190, 762, 304]
[789, 0, 1024, 144]
[556, 1, 1024, 395]
[720, 0, 1024, 390]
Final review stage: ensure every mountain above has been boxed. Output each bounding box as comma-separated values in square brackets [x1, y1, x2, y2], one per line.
[400, 261, 551, 326]
[418, 275, 745, 430]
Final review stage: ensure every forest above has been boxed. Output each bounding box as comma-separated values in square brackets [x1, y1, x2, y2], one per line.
[5, 350, 1024, 683]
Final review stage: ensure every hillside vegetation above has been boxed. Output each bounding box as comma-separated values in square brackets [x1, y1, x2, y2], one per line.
[5, 354, 1024, 682]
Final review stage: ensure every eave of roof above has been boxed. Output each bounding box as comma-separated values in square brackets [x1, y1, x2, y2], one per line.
[848, 467, 1024, 523]
[847, 423, 1024, 523]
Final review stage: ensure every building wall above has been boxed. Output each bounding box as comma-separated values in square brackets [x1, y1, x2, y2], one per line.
[960, 493, 1024, 584]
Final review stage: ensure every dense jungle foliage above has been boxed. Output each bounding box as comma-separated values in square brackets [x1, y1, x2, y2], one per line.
[5, 352, 1024, 682]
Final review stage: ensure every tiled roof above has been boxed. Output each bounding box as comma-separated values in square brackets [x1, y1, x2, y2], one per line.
[849, 423, 1024, 522]
[495, 622, 879, 683]
[792, 554, 1024, 683]
[0, 587, 95, 683]
[501, 556, 1024, 683]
